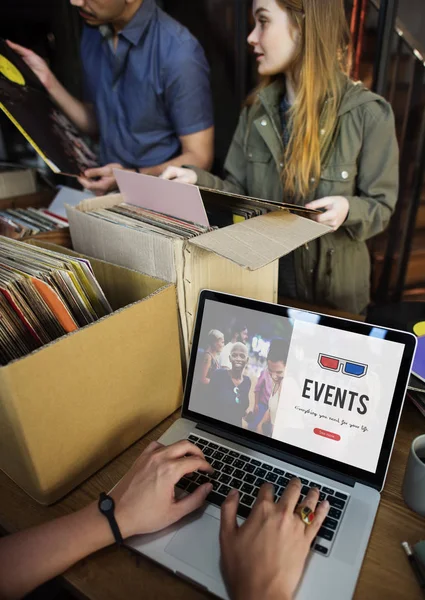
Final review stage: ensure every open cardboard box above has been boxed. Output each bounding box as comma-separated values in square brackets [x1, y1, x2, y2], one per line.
[0, 241, 182, 504]
[67, 171, 329, 361]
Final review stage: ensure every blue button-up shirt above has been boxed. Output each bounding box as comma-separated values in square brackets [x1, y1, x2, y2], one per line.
[81, 0, 214, 168]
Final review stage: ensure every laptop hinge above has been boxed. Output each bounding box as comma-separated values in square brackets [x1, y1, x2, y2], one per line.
[196, 422, 359, 489]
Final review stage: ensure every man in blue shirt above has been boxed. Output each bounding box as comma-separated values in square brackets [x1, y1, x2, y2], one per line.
[8, 0, 214, 195]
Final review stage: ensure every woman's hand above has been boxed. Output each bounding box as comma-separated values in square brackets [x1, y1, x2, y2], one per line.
[6, 40, 56, 92]
[111, 440, 213, 538]
[160, 166, 198, 184]
[305, 196, 349, 231]
[220, 479, 329, 600]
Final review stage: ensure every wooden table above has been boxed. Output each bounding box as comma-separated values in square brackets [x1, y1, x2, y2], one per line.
[0, 402, 424, 600]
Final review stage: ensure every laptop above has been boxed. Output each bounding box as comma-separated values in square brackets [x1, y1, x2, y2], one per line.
[127, 290, 416, 599]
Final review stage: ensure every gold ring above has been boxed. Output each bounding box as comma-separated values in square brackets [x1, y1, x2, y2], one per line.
[295, 505, 315, 526]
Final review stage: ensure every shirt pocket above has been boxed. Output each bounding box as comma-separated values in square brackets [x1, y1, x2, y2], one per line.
[317, 164, 357, 198]
[246, 148, 274, 198]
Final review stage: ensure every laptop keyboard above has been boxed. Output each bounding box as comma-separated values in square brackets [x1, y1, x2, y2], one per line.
[176, 434, 350, 557]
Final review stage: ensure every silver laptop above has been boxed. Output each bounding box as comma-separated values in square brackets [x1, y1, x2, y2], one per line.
[127, 290, 416, 599]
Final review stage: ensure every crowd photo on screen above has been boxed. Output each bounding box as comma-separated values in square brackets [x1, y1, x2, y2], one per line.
[190, 302, 294, 437]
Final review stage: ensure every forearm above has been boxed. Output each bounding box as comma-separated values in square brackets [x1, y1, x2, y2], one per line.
[48, 77, 98, 136]
[140, 150, 212, 177]
[0, 502, 113, 599]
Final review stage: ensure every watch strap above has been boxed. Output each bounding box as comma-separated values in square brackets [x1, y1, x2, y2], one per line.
[98, 492, 124, 546]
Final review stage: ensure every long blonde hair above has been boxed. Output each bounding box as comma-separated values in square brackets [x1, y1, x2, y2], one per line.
[248, 0, 351, 201]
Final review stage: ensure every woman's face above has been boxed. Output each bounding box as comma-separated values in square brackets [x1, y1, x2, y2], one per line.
[230, 347, 249, 370]
[214, 336, 225, 352]
[268, 360, 286, 382]
[247, 0, 300, 76]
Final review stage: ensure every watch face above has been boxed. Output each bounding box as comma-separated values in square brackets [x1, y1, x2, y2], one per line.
[100, 498, 113, 512]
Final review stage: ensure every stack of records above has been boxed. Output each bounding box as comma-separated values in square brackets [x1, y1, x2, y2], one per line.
[0, 237, 112, 365]
[0, 207, 68, 239]
[88, 203, 214, 239]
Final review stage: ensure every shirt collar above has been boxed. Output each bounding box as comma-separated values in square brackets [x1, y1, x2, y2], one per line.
[119, 0, 156, 46]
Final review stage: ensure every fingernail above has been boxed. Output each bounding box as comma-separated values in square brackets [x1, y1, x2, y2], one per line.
[205, 483, 213, 492]
[228, 488, 238, 497]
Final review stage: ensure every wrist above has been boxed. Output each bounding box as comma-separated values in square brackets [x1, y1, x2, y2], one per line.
[68, 502, 115, 556]
[45, 72, 62, 97]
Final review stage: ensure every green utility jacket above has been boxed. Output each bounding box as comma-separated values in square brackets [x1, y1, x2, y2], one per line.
[192, 77, 399, 314]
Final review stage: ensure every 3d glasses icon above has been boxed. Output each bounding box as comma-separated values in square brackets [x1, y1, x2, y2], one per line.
[318, 354, 368, 378]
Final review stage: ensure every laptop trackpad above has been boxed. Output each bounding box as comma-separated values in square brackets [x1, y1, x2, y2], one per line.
[165, 513, 222, 580]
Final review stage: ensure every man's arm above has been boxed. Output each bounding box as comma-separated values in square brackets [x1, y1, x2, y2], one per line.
[139, 126, 214, 177]
[79, 127, 214, 195]
[6, 41, 98, 136]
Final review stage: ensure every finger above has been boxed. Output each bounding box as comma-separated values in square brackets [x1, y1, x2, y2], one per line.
[316, 210, 337, 224]
[298, 486, 320, 512]
[173, 482, 213, 520]
[84, 166, 110, 178]
[141, 441, 163, 456]
[176, 455, 214, 477]
[220, 488, 239, 539]
[162, 439, 206, 460]
[160, 166, 179, 180]
[77, 176, 91, 188]
[278, 477, 302, 512]
[305, 198, 332, 210]
[6, 40, 32, 56]
[304, 499, 329, 542]
[251, 482, 275, 512]
[85, 178, 115, 193]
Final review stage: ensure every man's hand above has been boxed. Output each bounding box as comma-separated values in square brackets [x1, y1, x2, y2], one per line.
[305, 196, 349, 231]
[111, 440, 213, 538]
[220, 479, 329, 600]
[6, 40, 56, 92]
[78, 163, 125, 196]
[160, 166, 198, 184]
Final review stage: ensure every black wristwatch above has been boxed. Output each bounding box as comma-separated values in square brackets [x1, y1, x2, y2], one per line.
[98, 492, 124, 546]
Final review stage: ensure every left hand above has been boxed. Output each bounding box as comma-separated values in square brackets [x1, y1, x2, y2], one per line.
[305, 196, 349, 231]
[78, 163, 124, 196]
[111, 440, 213, 538]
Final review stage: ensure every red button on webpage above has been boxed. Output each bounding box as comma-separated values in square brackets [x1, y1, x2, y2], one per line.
[314, 428, 341, 441]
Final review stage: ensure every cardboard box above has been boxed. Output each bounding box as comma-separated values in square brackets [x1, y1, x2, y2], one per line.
[0, 187, 72, 247]
[67, 173, 329, 360]
[0, 168, 37, 199]
[0, 242, 183, 504]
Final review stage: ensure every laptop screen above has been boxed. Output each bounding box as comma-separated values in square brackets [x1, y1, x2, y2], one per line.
[184, 292, 416, 488]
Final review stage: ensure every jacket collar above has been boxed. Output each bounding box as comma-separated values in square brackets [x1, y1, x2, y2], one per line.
[257, 78, 285, 111]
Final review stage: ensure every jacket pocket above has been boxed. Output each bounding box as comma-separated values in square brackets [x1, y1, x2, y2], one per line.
[317, 164, 357, 198]
[246, 148, 271, 163]
[317, 232, 370, 314]
[246, 147, 274, 199]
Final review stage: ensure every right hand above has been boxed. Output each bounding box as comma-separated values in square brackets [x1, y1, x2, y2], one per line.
[220, 479, 329, 600]
[111, 440, 213, 539]
[6, 40, 55, 92]
[160, 166, 198, 184]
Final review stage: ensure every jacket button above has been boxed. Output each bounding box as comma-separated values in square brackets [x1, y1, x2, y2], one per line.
[261, 119, 267, 126]
[248, 152, 253, 158]
[341, 170, 349, 179]
[320, 129, 326, 135]
[310, 177, 316, 183]
[280, 162, 284, 168]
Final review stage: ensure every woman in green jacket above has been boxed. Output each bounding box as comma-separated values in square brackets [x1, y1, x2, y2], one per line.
[161, 0, 398, 315]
